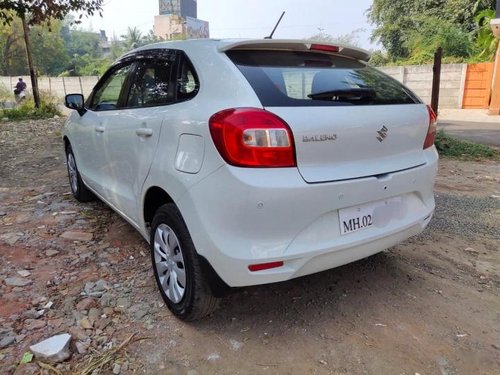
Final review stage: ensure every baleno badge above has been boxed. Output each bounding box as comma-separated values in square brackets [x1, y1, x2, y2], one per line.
[302, 134, 337, 142]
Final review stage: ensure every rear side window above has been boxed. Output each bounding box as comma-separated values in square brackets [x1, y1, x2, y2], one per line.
[176, 55, 199, 102]
[127, 59, 174, 108]
[226, 50, 420, 107]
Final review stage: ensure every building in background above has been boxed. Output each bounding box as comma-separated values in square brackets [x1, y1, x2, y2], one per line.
[154, 0, 208, 40]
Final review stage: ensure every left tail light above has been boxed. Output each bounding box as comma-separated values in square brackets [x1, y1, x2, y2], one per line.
[424, 105, 437, 149]
[209, 108, 296, 168]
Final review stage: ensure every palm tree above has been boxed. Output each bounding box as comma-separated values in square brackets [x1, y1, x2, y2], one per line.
[122, 27, 143, 50]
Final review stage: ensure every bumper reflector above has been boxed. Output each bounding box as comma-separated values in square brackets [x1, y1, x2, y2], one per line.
[248, 261, 284, 272]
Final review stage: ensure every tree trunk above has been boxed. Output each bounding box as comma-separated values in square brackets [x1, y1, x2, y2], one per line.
[20, 13, 40, 108]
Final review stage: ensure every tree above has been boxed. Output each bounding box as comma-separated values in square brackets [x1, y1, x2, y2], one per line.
[30, 20, 71, 75]
[367, 0, 496, 62]
[306, 29, 365, 48]
[64, 30, 102, 57]
[122, 26, 143, 50]
[0, 0, 104, 107]
[474, 9, 499, 61]
[143, 30, 163, 45]
[404, 16, 475, 64]
[0, 17, 69, 76]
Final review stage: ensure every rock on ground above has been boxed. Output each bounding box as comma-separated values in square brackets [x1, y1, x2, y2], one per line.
[29, 333, 72, 364]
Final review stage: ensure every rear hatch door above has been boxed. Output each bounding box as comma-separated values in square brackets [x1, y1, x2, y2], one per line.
[269, 105, 428, 182]
[225, 44, 430, 183]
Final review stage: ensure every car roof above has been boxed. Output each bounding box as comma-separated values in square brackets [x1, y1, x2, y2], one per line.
[130, 38, 371, 62]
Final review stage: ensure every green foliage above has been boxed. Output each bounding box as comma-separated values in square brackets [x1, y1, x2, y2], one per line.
[0, 16, 25, 75]
[122, 27, 143, 49]
[368, 51, 391, 66]
[0, 17, 70, 75]
[64, 30, 102, 57]
[0, 93, 61, 121]
[30, 20, 71, 75]
[143, 30, 163, 45]
[0, 0, 104, 27]
[74, 54, 112, 76]
[435, 130, 500, 160]
[473, 9, 499, 61]
[368, 0, 497, 63]
[307, 29, 365, 47]
[403, 16, 476, 65]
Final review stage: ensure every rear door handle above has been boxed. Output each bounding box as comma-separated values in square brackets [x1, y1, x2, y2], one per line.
[136, 128, 153, 137]
[95, 125, 105, 133]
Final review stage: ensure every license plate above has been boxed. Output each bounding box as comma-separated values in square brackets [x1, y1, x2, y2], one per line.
[339, 197, 402, 235]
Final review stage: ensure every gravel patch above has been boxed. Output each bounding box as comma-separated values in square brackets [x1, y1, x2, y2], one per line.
[425, 193, 500, 239]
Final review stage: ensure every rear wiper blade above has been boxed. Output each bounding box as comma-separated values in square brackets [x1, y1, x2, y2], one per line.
[308, 88, 376, 101]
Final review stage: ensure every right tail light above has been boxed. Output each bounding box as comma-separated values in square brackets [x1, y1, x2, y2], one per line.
[424, 105, 437, 149]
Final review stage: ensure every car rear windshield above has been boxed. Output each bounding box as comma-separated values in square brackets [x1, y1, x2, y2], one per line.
[226, 50, 420, 107]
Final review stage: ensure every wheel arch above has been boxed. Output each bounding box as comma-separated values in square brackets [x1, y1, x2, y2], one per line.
[144, 187, 231, 297]
[143, 186, 175, 229]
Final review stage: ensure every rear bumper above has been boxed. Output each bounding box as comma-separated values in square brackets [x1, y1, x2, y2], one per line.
[178, 148, 438, 287]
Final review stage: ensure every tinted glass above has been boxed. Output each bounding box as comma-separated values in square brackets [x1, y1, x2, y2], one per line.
[126, 60, 173, 107]
[226, 50, 420, 107]
[91, 64, 132, 110]
[176, 57, 199, 101]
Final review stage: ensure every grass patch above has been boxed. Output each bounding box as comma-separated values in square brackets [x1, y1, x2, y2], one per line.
[0, 100, 61, 121]
[435, 130, 500, 160]
[0, 91, 62, 121]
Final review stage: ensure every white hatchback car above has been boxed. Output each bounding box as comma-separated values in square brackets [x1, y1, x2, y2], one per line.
[63, 39, 438, 320]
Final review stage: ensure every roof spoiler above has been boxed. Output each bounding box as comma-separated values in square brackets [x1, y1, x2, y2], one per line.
[218, 39, 371, 62]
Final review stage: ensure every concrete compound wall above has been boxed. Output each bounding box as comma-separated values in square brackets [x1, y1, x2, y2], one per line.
[1, 64, 468, 109]
[378, 64, 467, 109]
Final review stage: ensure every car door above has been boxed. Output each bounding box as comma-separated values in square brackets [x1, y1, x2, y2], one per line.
[99, 51, 177, 224]
[70, 63, 134, 192]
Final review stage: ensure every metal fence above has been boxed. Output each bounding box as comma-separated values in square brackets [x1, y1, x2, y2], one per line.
[0, 76, 100, 99]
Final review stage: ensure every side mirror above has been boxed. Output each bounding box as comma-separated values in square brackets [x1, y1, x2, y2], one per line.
[65, 94, 86, 116]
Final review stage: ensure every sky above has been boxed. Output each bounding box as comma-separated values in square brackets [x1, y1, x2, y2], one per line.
[80, 0, 376, 49]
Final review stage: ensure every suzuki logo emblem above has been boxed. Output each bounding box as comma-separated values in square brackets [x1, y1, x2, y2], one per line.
[376, 126, 389, 142]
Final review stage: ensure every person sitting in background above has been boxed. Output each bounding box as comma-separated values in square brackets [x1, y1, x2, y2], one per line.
[14, 78, 27, 95]
[13, 78, 27, 102]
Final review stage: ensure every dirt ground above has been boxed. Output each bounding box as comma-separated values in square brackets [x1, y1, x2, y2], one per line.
[0, 119, 499, 375]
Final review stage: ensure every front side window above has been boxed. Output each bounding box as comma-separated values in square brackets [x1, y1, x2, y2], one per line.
[90, 64, 132, 110]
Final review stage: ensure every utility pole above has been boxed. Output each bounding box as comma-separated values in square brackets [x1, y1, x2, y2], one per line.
[431, 47, 442, 115]
[20, 13, 41, 109]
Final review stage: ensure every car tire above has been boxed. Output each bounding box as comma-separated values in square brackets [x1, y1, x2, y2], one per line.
[150, 203, 219, 321]
[65, 145, 95, 202]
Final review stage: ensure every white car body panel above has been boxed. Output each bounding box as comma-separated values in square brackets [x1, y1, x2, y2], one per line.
[64, 39, 438, 289]
[270, 105, 429, 182]
[97, 106, 164, 223]
[177, 147, 437, 286]
[66, 110, 103, 190]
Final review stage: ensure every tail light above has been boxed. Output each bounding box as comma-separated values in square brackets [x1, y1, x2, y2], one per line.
[209, 108, 296, 168]
[424, 105, 437, 149]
